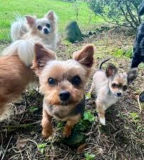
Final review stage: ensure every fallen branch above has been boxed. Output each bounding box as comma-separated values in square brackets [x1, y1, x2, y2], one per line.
[1, 121, 41, 132]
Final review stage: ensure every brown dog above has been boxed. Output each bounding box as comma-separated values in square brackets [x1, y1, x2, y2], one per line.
[32, 43, 95, 138]
[0, 55, 35, 121]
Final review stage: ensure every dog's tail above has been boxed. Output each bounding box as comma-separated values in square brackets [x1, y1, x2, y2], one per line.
[2, 40, 34, 66]
[11, 16, 27, 41]
[99, 58, 111, 70]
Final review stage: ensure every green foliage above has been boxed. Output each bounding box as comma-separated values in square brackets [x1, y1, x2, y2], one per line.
[28, 106, 38, 113]
[137, 124, 144, 133]
[129, 112, 140, 123]
[88, 0, 141, 29]
[84, 153, 96, 160]
[123, 48, 133, 58]
[85, 92, 91, 99]
[57, 122, 63, 129]
[113, 49, 124, 57]
[113, 48, 132, 58]
[138, 63, 144, 69]
[37, 143, 47, 154]
[83, 111, 95, 122]
[63, 130, 86, 147]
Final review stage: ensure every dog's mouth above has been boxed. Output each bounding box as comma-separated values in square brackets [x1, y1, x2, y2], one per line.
[60, 98, 80, 106]
[61, 101, 69, 106]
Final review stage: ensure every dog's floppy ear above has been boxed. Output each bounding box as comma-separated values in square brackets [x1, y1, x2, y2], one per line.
[127, 68, 138, 84]
[45, 10, 57, 22]
[31, 43, 56, 75]
[106, 63, 117, 77]
[25, 15, 36, 26]
[72, 44, 94, 68]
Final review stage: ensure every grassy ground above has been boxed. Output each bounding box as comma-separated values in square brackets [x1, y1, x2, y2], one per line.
[0, 0, 103, 42]
[0, 30, 144, 159]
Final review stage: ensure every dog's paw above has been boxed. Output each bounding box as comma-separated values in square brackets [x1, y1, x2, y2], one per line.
[99, 117, 106, 125]
[63, 126, 72, 138]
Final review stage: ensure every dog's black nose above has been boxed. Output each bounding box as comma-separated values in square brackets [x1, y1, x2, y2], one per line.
[44, 28, 49, 34]
[59, 91, 70, 101]
[117, 93, 122, 97]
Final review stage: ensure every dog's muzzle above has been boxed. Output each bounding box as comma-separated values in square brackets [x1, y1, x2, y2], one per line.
[44, 28, 49, 34]
[59, 91, 70, 102]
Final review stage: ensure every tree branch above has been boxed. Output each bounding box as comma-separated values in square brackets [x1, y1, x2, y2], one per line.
[120, 6, 136, 29]
[125, 1, 139, 27]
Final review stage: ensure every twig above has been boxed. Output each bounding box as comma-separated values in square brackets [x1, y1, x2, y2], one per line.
[137, 95, 142, 113]
[1, 136, 13, 160]
[2, 120, 41, 132]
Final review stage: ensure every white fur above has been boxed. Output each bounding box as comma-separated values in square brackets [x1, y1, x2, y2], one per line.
[99, 117, 105, 125]
[10, 11, 58, 49]
[91, 70, 120, 109]
[2, 40, 34, 66]
[90, 70, 120, 125]
[3, 11, 58, 67]
[11, 16, 27, 41]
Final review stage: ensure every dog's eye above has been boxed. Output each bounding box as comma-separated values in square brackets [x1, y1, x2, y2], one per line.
[112, 83, 117, 88]
[37, 25, 42, 30]
[46, 23, 50, 28]
[48, 78, 56, 86]
[71, 76, 81, 86]
[123, 85, 127, 91]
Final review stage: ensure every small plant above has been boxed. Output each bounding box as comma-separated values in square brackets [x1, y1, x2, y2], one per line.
[28, 106, 38, 113]
[85, 92, 91, 100]
[37, 143, 47, 154]
[57, 122, 63, 130]
[113, 49, 124, 57]
[129, 112, 140, 123]
[137, 124, 144, 133]
[112, 48, 132, 58]
[118, 112, 127, 119]
[84, 153, 96, 160]
[83, 111, 95, 122]
[138, 63, 144, 69]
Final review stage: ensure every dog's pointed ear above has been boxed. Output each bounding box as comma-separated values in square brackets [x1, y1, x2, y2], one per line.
[25, 15, 36, 26]
[127, 68, 138, 84]
[72, 44, 95, 68]
[45, 10, 57, 22]
[31, 43, 56, 75]
[106, 63, 117, 77]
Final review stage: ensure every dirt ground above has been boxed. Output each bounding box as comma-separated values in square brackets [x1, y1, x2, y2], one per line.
[0, 31, 144, 160]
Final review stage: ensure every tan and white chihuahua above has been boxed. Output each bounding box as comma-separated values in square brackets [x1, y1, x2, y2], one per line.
[89, 59, 138, 125]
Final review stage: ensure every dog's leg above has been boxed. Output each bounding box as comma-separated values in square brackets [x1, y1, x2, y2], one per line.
[89, 82, 94, 95]
[96, 100, 106, 125]
[63, 114, 80, 138]
[131, 56, 141, 68]
[41, 109, 53, 139]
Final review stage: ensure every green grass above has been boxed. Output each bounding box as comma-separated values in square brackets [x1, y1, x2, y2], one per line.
[0, 0, 103, 42]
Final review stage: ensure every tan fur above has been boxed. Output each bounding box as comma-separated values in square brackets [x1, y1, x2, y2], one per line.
[32, 43, 95, 138]
[89, 63, 138, 125]
[63, 114, 81, 137]
[41, 109, 53, 138]
[0, 55, 35, 120]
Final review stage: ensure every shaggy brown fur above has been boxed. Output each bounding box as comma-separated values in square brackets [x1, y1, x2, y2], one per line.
[32, 43, 95, 138]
